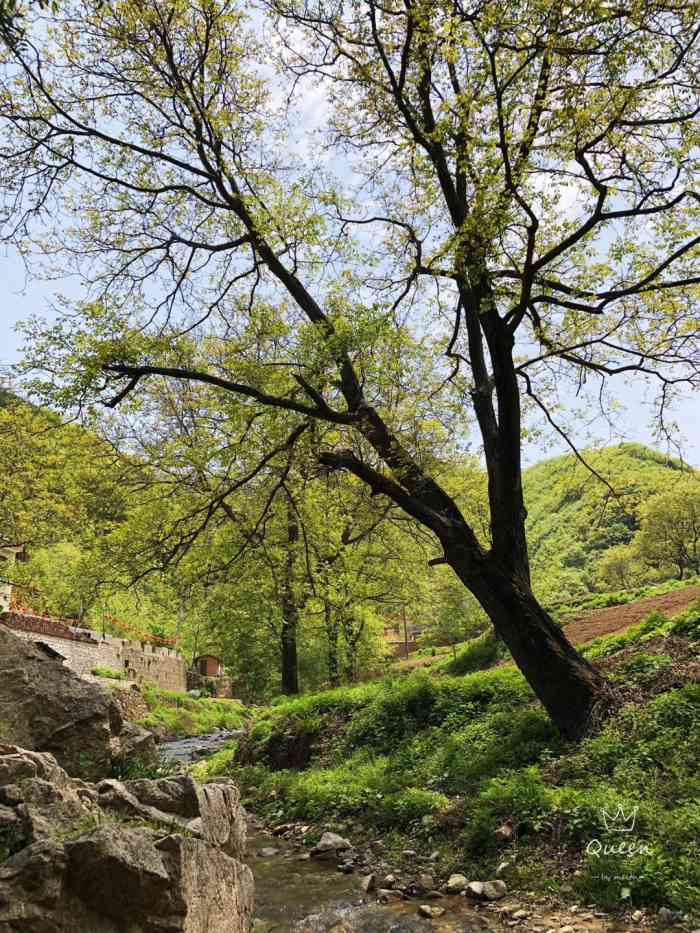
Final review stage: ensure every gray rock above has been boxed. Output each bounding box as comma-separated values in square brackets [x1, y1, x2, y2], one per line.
[465, 879, 507, 901]
[360, 874, 376, 893]
[113, 720, 157, 764]
[258, 847, 280, 858]
[310, 831, 353, 859]
[414, 872, 434, 893]
[0, 745, 253, 933]
[0, 626, 123, 780]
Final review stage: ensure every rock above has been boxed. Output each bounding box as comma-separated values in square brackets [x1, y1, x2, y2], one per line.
[658, 906, 682, 925]
[382, 873, 398, 888]
[66, 826, 254, 932]
[337, 862, 354, 874]
[311, 831, 353, 859]
[418, 904, 445, 919]
[258, 847, 280, 858]
[446, 872, 468, 894]
[402, 849, 417, 857]
[360, 873, 376, 893]
[496, 861, 510, 876]
[558, 926, 575, 933]
[412, 872, 434, 893]
[377, 888, 404, 903]
[465, 879, 507, 901]
[96, 774, 247, 858]
[512, 909, 529, 920]
[0, 744, 253, 933]
[631, 910, 644, 923]
[0, 626, 123, 780]
[112, 720, 158, 765]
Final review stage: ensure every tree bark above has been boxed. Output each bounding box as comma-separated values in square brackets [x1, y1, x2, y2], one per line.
[324, 600, 341, 688]
[280, 498, 300, 694]
[280, 611, 299, 694]
[448, 549, 613, 740]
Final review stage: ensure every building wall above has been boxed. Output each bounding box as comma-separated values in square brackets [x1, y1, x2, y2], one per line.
[1, 612, 187, 693]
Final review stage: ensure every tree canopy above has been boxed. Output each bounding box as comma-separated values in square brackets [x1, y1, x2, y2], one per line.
[1, 0, 699, 736]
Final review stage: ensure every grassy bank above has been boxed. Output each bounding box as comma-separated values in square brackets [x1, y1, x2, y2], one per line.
[194, 603, 700, 916]
[137, 685, 250, 737]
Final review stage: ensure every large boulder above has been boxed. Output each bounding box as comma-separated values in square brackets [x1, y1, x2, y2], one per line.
[0, 626, 123, 780]
[0, 745, 254, 933]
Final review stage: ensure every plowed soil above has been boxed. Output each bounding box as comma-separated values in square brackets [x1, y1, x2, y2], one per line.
[392, 584, 700, 673]
[563, 584, 700, 645]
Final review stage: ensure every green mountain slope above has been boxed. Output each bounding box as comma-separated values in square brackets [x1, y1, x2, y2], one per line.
[524, 443, 691, 603]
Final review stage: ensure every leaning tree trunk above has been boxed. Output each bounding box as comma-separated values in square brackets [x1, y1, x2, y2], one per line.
[449, 550, 613, 740]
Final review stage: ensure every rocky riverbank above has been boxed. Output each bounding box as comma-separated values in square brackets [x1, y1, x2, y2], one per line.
[246, 817, 693, 933]
[0, 744, 254, 932]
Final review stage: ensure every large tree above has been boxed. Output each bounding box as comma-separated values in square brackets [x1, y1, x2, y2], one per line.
[2, 0, 699, 737]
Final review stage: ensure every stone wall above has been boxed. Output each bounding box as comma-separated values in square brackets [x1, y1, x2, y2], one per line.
[1, 611, 187, 693]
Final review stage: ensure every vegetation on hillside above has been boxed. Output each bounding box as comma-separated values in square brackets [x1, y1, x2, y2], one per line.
[524, 445, 696, 605]
[195, 603, 700, 915]
[137, 685, 249, 738]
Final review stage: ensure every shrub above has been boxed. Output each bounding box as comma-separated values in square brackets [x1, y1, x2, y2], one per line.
[91, 666, 126, 680]
[440, 631, 504, 675]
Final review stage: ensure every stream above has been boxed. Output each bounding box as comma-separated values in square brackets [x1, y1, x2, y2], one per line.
[160, 734, 634, 933]
[161, 733, 495, 932]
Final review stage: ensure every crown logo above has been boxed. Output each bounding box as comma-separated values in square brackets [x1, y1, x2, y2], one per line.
[601, 805, 638, 833]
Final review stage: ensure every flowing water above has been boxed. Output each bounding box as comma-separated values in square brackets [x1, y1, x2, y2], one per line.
[161, 733, 494, 931]
[160, 734, 636, 933]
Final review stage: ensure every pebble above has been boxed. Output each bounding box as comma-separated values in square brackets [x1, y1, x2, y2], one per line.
[446, 873, 467, 895]
[257, 847, 279, 858]
[418, 905, 445, 919]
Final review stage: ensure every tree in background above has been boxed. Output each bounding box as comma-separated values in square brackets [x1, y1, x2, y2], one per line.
[595, 543, 647, 592]
[2, 0, 700, 737]
[637, 478, 700, 581]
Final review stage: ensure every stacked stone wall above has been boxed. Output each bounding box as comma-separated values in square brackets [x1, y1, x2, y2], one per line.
[0, 612, 187, 692]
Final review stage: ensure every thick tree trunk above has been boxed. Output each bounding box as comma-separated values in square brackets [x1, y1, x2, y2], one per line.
[449, 551, 613, 740]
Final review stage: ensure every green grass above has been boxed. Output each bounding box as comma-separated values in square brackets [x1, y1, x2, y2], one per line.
[137, 685, 250, 737]
[436, 630, 506, 675]
[194, 606, 700, 916]
[91, 665, 127, 680]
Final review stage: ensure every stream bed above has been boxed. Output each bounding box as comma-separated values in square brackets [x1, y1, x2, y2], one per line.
[160, 734, 635, 933]
[161, 733, 495, 932]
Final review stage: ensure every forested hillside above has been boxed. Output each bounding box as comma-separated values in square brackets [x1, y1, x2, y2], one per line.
[524, 445, 695, 605]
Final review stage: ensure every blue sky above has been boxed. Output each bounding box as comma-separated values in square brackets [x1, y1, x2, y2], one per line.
[1, 243, 698, 466]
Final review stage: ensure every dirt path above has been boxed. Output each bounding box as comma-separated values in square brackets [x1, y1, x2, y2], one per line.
[562, 585, 700, 645]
